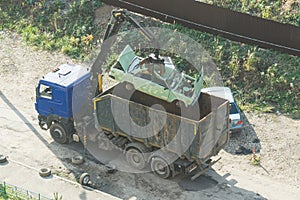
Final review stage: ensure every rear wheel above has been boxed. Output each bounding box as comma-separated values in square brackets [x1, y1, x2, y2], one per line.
[50, 123, 68, 144]
[125, 148, 146, 170]
[150, 157, 171, 179]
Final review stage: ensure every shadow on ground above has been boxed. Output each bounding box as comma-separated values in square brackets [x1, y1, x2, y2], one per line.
[224, 110, 262, 155]
[174, 170, 266, 200]
[0, 90, 266, 200]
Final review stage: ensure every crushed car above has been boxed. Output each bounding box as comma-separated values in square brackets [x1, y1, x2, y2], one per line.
[109, 45, 203, 107]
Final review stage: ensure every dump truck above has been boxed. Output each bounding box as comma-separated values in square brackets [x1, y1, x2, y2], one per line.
[35, 63, 229, 179]
[35, 9, 229, 179]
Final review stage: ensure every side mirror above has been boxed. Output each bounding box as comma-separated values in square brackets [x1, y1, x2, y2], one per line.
[232, 91, 238, 97]
[36, 87, 39, 97]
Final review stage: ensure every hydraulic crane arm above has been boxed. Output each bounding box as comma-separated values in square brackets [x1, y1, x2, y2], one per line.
[104, 9, 156, 44]
[103, 9, 160, 58]
[92, 9, 161, 96]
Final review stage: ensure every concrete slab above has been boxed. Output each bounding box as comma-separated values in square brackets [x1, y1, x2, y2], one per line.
[0, 90, 122, 200]
[0, 160, 121, 200]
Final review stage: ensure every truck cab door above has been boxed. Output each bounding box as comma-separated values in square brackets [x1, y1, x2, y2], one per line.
[35, 83, 55, 116]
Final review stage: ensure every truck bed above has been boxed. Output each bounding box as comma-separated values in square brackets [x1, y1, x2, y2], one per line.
[94, 83, 229, 164]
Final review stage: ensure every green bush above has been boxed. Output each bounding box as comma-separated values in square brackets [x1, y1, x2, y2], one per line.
[0, 0, 103, 59]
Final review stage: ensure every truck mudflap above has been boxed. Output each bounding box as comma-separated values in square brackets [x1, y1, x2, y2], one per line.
[191, 157, 222, 181]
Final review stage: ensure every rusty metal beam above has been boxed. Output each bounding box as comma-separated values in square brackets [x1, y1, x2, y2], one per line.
[102, 0, 300, 56]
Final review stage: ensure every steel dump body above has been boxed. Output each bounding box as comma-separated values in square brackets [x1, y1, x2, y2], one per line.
[94, 85, 229, 165]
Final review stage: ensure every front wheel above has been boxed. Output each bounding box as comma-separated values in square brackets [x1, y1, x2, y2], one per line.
[150, 157, 171, 179]
[50, 123, 68, 144]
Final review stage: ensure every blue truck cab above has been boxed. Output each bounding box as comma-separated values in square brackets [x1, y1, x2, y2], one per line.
[35, 64, 90, 144]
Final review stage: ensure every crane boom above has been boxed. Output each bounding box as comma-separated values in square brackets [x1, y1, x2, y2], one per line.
[91, 9, 162, 96]
[104, 9, 156, 43]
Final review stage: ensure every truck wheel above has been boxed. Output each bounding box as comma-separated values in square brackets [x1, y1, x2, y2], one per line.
[125, 148, 146, 170]
[150, 157, 171, 179]
[50, 123, 68, 144]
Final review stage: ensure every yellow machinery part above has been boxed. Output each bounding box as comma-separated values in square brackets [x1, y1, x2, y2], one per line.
[98, 74, 103, 93]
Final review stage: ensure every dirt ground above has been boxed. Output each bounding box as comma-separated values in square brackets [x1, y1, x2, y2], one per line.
[0, 27, 300, 200]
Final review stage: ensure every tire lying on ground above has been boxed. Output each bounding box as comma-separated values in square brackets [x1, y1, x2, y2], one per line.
[79, 173, 91, 186]
[106, 164, 117, 174]
[0, 154, 7, 163]
[71, 155, 84, 165]
[39, 168, 51, 177]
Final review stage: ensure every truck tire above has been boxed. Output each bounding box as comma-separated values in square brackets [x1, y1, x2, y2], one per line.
[79, 173, 91, 186]
[39, 168, 51, 177]
[71, 155, 84, 165]
[125, 148, 146, 170]
[50, 123, 68, 144]
[150, 157, 171, 179]
[0, 154, 7, 163]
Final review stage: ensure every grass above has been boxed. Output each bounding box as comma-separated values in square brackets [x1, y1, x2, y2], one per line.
[0, 183, 30, 200]
[0, 183, 57, 200]
[0, 0, 299, 118]
[0, 0, 103, 59]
